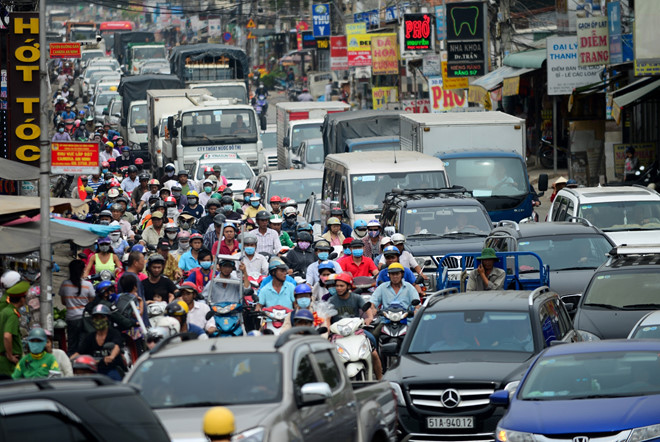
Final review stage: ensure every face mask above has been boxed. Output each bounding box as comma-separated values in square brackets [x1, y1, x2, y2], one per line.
[167, 171, 174, 177]
[167, 232, 177, 240]
[122, 152, 129, 158]
[328, 287, 338, 297]
[352, 249, 364, 258]
[344, 248, 352, 255]
[354, 229, 367, 238]
[244, 195, 251, 203]
[251, 201, 260, 208]
[172, 191, 181, 196]
[297, 297, 311, 308]
[102, 169, 108, 174]
[178, 240, 189, 250]
[298, 241, 311, 250]
[200, 261, 212, 270]
[109, 233, 121, 242]
[92, 318, 108, 330]
[188, 198, 197, 205]
[58, 128, 64, 133]
[167, 208, 178, 218]
[180, 221, 190, 230]
[317, 252, 329, 261]
[368, 230, 380, 238]
[28, 340, 46, 354]
[244, 246, 256, 255]
[204, 186, 212, 194]
[223, 205, 233, 212]
[99, 244, 110, 252]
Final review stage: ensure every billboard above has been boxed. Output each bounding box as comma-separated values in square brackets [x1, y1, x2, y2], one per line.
[347, 34, 372, 67]
[330, 36, 348, 70]
[445, 2, 485, 77]
[577, 16, 609, 66]
[403, 14, 433, 51]
[547, 36, 602, 96]
[428, 77, 468, 113]
[312, 4, 330, 37]
[371, 34, 398, 75]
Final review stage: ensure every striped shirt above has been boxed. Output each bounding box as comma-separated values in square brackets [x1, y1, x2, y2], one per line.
[58, 279, 95, 320]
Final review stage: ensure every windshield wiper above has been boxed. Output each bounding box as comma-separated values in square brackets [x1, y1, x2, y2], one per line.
[164, 401, 229, 408]
[554, 266, 599, 271]
[621, 303, 660, 310]
[518, 269, 540, 274]
[408, 233, 443, 238]
[443, 231, 487, 237]
[583, 303, 622, 310]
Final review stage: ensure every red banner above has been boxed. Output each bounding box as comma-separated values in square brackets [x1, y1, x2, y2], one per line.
[51, 142, 100, 174]
[330, 36, 348, 70]
[49, 42, 82, 59]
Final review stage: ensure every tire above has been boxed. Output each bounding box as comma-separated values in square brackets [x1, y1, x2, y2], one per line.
[539, 147, 554, 169]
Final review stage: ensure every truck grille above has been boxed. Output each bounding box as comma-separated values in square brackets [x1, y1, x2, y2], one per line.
[408, 384, 495, 412]
[436, 255, 475, 271]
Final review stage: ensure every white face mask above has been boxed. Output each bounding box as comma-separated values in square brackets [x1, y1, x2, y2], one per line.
[109, 233, 121, 243]
[166, 232, 177, 240]
[179, 241, 190, 250]
[167, 208, 178, 218]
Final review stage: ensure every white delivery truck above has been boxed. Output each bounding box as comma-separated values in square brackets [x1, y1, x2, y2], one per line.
[276, 101, 350, 170]
[399, 111, 547, 222]
[146, 88, 211, 175]
[170, 101, 265, 174]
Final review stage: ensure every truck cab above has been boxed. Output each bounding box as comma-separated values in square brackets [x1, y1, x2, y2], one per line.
[125, 100, 150, 166]
[127, 42, 167, 75]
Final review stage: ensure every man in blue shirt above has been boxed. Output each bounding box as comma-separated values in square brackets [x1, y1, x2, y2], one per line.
[370, 263, 420, 310]
[376, 246, 418, 289]
[178, 233, 204, 272]
[257, 259, 295, 310]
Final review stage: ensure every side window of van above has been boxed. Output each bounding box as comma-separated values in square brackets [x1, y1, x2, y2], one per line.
[331, 172, 342, 200]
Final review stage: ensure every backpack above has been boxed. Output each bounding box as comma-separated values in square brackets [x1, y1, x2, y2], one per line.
[115, 293, 138, 322]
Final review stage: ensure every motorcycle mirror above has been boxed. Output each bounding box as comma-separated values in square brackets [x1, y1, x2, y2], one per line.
[316, 326, 328, 334]
[362, 301, 372, 311]
[411, 299, 421, 306]
[205, 311, 214, 320]
[537, 174, 549, 192]
[283, 136, 290, 148]
[244, 288, 255, 298]
[329, 252, 338, 260]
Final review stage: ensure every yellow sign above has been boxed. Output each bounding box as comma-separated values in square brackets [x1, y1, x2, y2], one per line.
[346, 23, 367, 35]
[372, 87, 398, 110]
[468, 85, 492, 110]
[347, 34, 372, 67]
[371, 34, 398, 75]
[246, 19, 256, 28]
[502, 76, 520, 96]
[247, 31, 256, 39]
[441, 61, 468, 90]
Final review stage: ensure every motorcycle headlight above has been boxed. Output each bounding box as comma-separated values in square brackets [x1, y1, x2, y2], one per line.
[389, 312, 403, 322]
[496, 427, 536, 442]
[338, 324, 352, 337]
[358, 339, 371, 360]
[233, 426, 265, 442]
[335, 343, 350, 362]
[132, 143, 140, 150]
[629, 423, 660, 442]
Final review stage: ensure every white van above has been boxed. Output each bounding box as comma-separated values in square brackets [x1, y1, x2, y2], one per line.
[321, 151, 450, 228]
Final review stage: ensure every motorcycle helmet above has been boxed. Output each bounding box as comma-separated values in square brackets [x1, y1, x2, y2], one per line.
[166, 300, 189, 317]
[177, 281, 200, 296]
[327, 217, 341, 226]
[256, 210, 271, 221]
[127, 165, 138, 173]
[177, 169, 188, 177]
[318, 261, 336, 272]
[294, 283, 312, 295]
[203, 407, 235, 439]
[187, 190, 199, 198]
[148, 179, 160, 187]
[95, 280, 114, 297]
[391, 233, 406, 245]
[135, 158, 144, 166]
[1, 270, 21, 289]
[270, 195, 281, 203]
[91, 304, 112, 316]
[353, 219, 367, 229]
[147, 253, 166, 268]
[283, 206, 297, 217]
[268, 258, 288, 273]
[335, 273, 353, 287]
[72, 355, 98, 373]
[297, 231, 313, 243]
[382, 245, 401, 256]
[293, 309, 315, 324]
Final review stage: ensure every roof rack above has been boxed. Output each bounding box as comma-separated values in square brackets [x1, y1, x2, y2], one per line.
[608, 245, 660, 257]
[383, 186, 472, 208]
[0, 374, 116, 391]
[150, 331, 200, 355]
[274, 326, 320, 349]
[565, 216, 593, 227]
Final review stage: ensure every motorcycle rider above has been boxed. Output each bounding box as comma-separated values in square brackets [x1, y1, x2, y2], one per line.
[214, 223, 239, 256]
[219, 195, 242, 221]
[269, 195, 282, 216]
[100, 141, 119, 163]
[115, 146, 133, 169]
[203, 214, 228, 250]
[322, 217, 346, 247]
[137, 179, 161, 213]
[362, 219, 383, 260]
[269, 215, 294, 248]
[340, 239, 378, 277]
[376, 246, 418, 286]
[144, 254, 177, 303]
[305, 240, 342, 287]
[159, 163, 177, 184]
[252, 210, 282, 256]
[256, 259, 296, 310]
[352, 219, 368, 239]
[176, 169, 196, 196]
[241, 235, 269, 276]
[195, 199, 221, 235]
[72, 118, 90, 141]
[165, 299, 207, 338]
[178, 233, 205, 272]
[82, 281, 136, 334]
[52, 122, 72, 142]
[243, 193, 267, 220]
[175, 281, 210, 330]
[281, 206, 299, 242]
[12, 328, 60, 379]
[183, 190, 204, 219]
[282, 231, 316, 276]
[202, 260, 249, 332]
[108, 223, 130, 256]
[120, 165, 140, 194]
[370, 263, 420, 311]
[172, 231, 191, 261]
[110, 203, 135, 240]
[170, 183, 187, 210]
[132, 173, 150, 209]
[164, 196, 180, 224]
[142, 211, 166, 247]
[311, 260, 336, 302]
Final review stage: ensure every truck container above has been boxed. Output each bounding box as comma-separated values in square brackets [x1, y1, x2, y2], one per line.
[276, 101, 350, 170]
[169, 43, 249, 89]
[321, 110, 404, 157]
[146, 88, 212, 174]
[399, 111, 547, 222]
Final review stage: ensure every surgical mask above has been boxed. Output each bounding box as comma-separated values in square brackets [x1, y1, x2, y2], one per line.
[223, 205, 233, 212]
[298, 241, 311, 250]
[172, 191, 181, 196]
[28, 340, 46, 354]
[204, 186, 212, 194]
[179, 241, 190, 250]
[99, 244, 110, 252]
[244, 195, 251, 203]
[286, 215, 296, 222]
[166, 171, 174, 177]
[200, 261, 212, 270]
[328, 287, 338, 297]
[244, 246, 256, 255]
[109, 233, 121, 242]
[122, 152, 129, 158]
[58, 128, 64, 133]
[354, 228, 367, 238]
[179, 221, 190, 230]
[368, 230, 380, 238]
[251, 201, 260, 208]
[297, 297, 311, 308]
[166, 232, 177, 240]
[188, 198, 197, 205]
[352, 249, 364, 258]
[343, 248, 352, 255]
[92, 318, 108, 330]
[102, 169, 108, 174]
[317, 252, 329, 261]
[167, 208, 178, 218]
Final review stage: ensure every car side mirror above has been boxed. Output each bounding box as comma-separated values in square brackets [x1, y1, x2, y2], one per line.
[380, 341, 398, 356]
[537, 174, 548, 192]
[175, 119, 182, 128]
[489, 390, 510, 406]
[300, 382, 332, 406]
[152, 126, 158, 136]
[167, 116, 174, 133]
[283, 136, 290, 148]
[113, 113, 121, 118]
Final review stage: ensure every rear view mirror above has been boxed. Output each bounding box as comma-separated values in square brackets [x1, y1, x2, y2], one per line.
[300, 382, 332, 406]
[167, 116, 174, 133]
[283, 136, 290, 148]
[537, 174, 548, 192]
[489, 390, 509, 406]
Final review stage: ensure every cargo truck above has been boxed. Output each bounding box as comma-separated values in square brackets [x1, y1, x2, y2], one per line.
[127, 42, 167, 75]
[276, 101, 350, 170]
[321, 110, 404, 157]
[399, 111, 548, 222]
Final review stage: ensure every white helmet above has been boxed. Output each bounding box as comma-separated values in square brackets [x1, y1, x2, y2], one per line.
[367, 219, 381, 228]
[1, 271, 21, 289]
[391, 233, 406, 244]
[283, 206, 297, 216]
[158, 316, 181, 335]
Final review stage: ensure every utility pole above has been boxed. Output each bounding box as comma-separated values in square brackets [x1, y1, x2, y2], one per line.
[500, 0, 512, 63]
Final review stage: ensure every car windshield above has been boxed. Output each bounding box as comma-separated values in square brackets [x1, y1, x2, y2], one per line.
[141, 63, 170, 74]
[579, 201, 660, 231]
[269, 178, 322, 202]
[196, 162, 253, 181]
[110, 100, 122, 115]
[631, 324, 660, 339]
[205, 86, 247, 103]
[583, 271, 660, 309]
[90, 60, 119, 70]
[306, 143, 324, 164]
[128, 353, 282, 407]
[85, 68, 112, 81]
[181, 109, 257, 145]
[96, 93, 118, 107]
[519, 351, 660, 400]
[81, 51, 104, 62]
[442, 157, 528, 198]
[351, 171, 447, 214]
[516, 234, 612, 272]
[291, 123, 322, 149]
[132, 46, 166, 60]
[403, 205, 491, 236]
[130, 105, 148, 128]
[261, 131, 276, 149]
[408, 311, 534, 354]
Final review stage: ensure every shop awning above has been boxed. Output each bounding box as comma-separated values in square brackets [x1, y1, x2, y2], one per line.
[0, 195, 86, 218]
[503, 49, 546, 69]
[472, 65, 522, 92]
[470, 65, 536, 102]
[612, 78, 660, 124]
[0, 158, 39, 181]
[0, 220, 99, 255]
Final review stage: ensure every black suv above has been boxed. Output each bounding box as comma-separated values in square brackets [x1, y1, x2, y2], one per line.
[484, 219, 615, 297]
[0, 376, 170, 442]
[574, 245, 660, 339]
[384, 287, 580, 441]
[379, 188, 492, 290]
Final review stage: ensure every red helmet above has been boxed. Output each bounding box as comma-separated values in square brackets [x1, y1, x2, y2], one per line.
[101, 161, 110, 168]
[190, 233, 203, 242]
[135, 158, 144, 165]
[218, 184, 227, 192]
[164, 196, 176, 203]
[72, 355, 98, 373]
[203, 166, 213, 174]
[178, 281, 199, 295]
[335, 273, 353, 287]
[243, 188, 254, 195]
[281, 197, 291, 203]
[109, 179, 121, 188]
[107, 157, 116, 163]
[270, 195, 282, 203]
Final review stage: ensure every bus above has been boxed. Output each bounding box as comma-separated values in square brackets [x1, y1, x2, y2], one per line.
[100, 21, 134, 55]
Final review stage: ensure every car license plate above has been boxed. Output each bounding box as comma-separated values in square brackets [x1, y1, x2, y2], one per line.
[448, 272, 461, 281]
[427, 417, 474, 429]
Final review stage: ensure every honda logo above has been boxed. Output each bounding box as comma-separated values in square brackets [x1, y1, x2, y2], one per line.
[573, 437, 589, 442]
[440, 388, 461, 408]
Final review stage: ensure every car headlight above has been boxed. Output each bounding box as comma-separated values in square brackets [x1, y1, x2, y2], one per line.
[629, 423, 660, 442]
[504, 381, 520, 398]
[389, 382, 406, 406]
[335, 343, 350, 362]
[232, 426, 265, 442]
[496, 427, 536, 442]
[358, 339, 370, 360]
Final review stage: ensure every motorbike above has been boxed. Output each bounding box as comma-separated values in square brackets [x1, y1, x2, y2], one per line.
[330, 316, 374, 381]
[377, 301, 419, 371]
[353, 276, 376, 305]
[259, 305, 292, 335]
[253, 94, 268, 130]
[87, 270, 115, 288]
[63, 118, 76, 134]
[538, 134, 569, 169]
[206, 302, 245, 337]
[147, 301, 168, 328]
